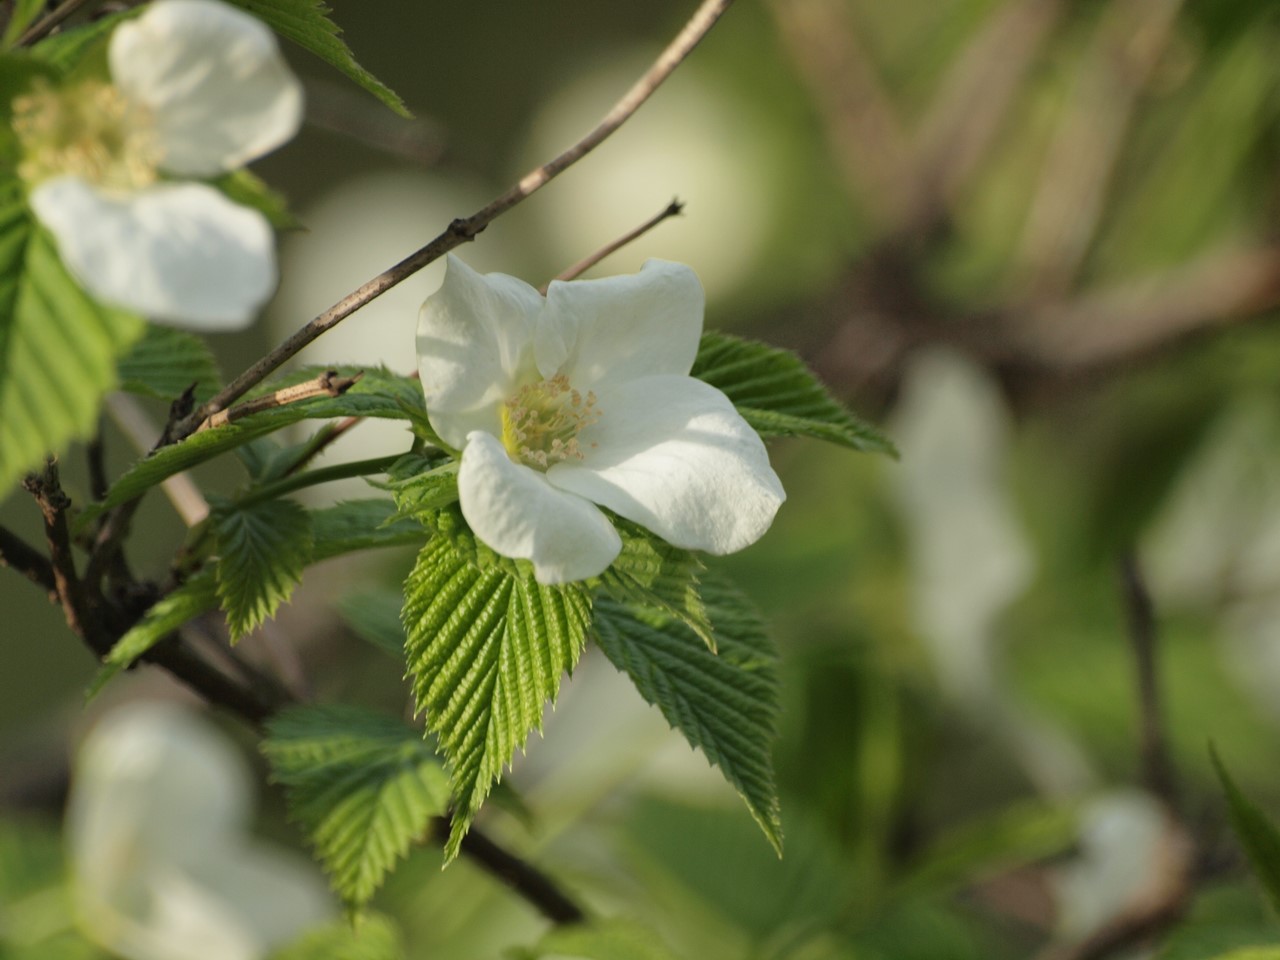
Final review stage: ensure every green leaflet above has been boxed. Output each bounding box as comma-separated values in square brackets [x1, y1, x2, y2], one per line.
[86, 571, 220, 700]
[598, 518, 713, 649]
[375, 452, 461, 522]
[267, 913, 405, 960]
[401, 534, 592, 861]
[691, 331, 896, 456]
[592, 570, 783, 854]
[212, 498, 314, 642]
[117, 323, 222, 402]
[0, 182, 143, 500]
[227, 0, 408, 117]
[1211, 747, 1280, 914]
[78, 369, 421, 524]
[262, 706, 451, 913]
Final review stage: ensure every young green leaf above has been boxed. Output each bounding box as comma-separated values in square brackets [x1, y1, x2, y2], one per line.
[592, 570, 783, 854]
[213, 498, 314, 642]
[1211, 747, 1280, 914]
[116, 323, 222, 401]
[375, 454, 460, 522]
[87, 572, 220, 700]
[227, 0, 409, 117]
[0, 184, 143, 498]
[402, 533, 592, 861]
[267, 913, 405, 960]
[262, 706, 451, 913]
[691, 331, 895, 456]
[598, 519, 712, 649]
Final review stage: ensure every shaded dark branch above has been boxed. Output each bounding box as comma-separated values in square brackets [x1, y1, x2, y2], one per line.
[0, 524, 57, 595]
[86, 421, 109, 503]
[180, 0, 736, 437]
[1119, 551, 1177, 805]
[541, 198, 686, 293]
[16, 0, 100, 45]
[450, 819, 587, 925]
[23, 460, 98, 650]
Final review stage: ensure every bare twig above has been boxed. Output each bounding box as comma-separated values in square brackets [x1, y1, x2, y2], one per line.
[768, 0, 918, 228]
[17, 0, 100, 45]
[196, 369, 362, 433]
[540, 198, 685, 293]
[1119, 551, 1177, 805]
[0, 524, 57, 595]
[180, 0, 737, 437]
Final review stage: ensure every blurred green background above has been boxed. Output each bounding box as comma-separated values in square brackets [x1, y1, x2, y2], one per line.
[7, 0, 1280, 956]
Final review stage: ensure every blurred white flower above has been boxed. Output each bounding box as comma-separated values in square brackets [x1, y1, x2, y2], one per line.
[68, 701, 333, 960]
[13, 0, 302, 329]
[417, 255, 785, 584]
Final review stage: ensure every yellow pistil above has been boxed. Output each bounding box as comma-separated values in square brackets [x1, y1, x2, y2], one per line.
[12, 79, 162, 192]
[500, 374, 601, 469]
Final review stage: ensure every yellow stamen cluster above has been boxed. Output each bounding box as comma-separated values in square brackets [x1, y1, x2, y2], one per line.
[501, 374, 601, 469]
[12, 79, 162, 192]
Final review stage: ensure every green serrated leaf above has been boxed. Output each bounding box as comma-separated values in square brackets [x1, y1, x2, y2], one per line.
[87, 572, 219, 699]
[262, 706, 451, 912]
[116, 323, 222, 401]
[511, 919, 683, 960]
[213, 498, 314, 642]
[268, 912, 405, 960]
[212, 169, 301, 231]
[592, 570, 783, 854]
[598, 518, 712, 649]
[227, 0, 408, 117]
[338, 587, 406, 658]
[691, 331, 895, 456]
[1211, 747, 1280, 914]
[374, 454, 459, 522]
[0, 185, 144, 500]
[312, 498, 423, 560]
[402, 534, 592, 861]
[78, 369, 420, 524]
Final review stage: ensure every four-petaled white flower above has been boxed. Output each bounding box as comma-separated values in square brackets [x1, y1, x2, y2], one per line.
[12, 0, 303, 329]
[417, 255, 786, 584]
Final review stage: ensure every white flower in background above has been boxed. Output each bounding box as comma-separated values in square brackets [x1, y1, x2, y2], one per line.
[68, 701, 333, 960]
[417, 255, 785, 584]
[12, 0, 303, 329]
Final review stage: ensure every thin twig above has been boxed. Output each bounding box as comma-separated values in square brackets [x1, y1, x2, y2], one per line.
[105, 393, 210, 527]
[16, 0, 100, 45]
[179, 0, 736, 438]
[86, 421, 109, 504]
[196, 369, 363, 433]
[1119, 551, 1177, 806]
[0, 524, 57, 595]
[539, 198, 685, 294]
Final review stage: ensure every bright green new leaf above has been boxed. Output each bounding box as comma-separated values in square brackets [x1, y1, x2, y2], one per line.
[262, 706, 451, 912]
[0, 183, 143, 499]
[598, 518, 712, 649]
[267, 912, 405, 960]
[593, 571, 783, 853]
[87, 572, 219, 699]
[691, 331, 895, 456]
[228, 0, 408, 117]
[213, 498, 314, 642]
[402, 533, 592, 861]
[116, 323, 222, 402]
[1211, 747, 1280, 914]
[512, 919, 683, 960]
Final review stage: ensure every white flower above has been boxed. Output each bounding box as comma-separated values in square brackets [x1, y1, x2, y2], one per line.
[13, 0, 303, 329]
[68, 702, 334, 960]
[416, 255, 785, 584]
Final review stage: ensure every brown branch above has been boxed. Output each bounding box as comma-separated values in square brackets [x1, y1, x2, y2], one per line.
[180, 0, 737, 439]
[1119, 551, 1177, 806]
[0, 524, 57, 595]
[17, 0, 101, 45]
[196, 369, 362, 433]
[540, 198, 685, 294]
[23, 460, 99, 650]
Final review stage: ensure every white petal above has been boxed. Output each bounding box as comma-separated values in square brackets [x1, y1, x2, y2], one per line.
[417, 255, 542, 449]
[459, 430, 621, 584]
[110, 0, 303, 176]
[536, 259, 704, 387]
[31, 176, 275, 330]
[546, 375, 784, 554]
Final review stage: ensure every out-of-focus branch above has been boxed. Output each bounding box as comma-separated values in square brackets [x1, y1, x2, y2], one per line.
[768, 0, 918, 228]
[0, 524, 57, 595]
[106, 393, 210, 527]
[914, 0, 1068, 229]
[1119, 551, 1177, 806]
[1016, 0, 1187, 298]
[182, 0, 737, 436]
[16, 0, 99, 45]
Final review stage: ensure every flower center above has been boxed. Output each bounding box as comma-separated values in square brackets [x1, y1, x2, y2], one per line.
[500, 374, 600, 470]
[12, 79, 162, 193]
